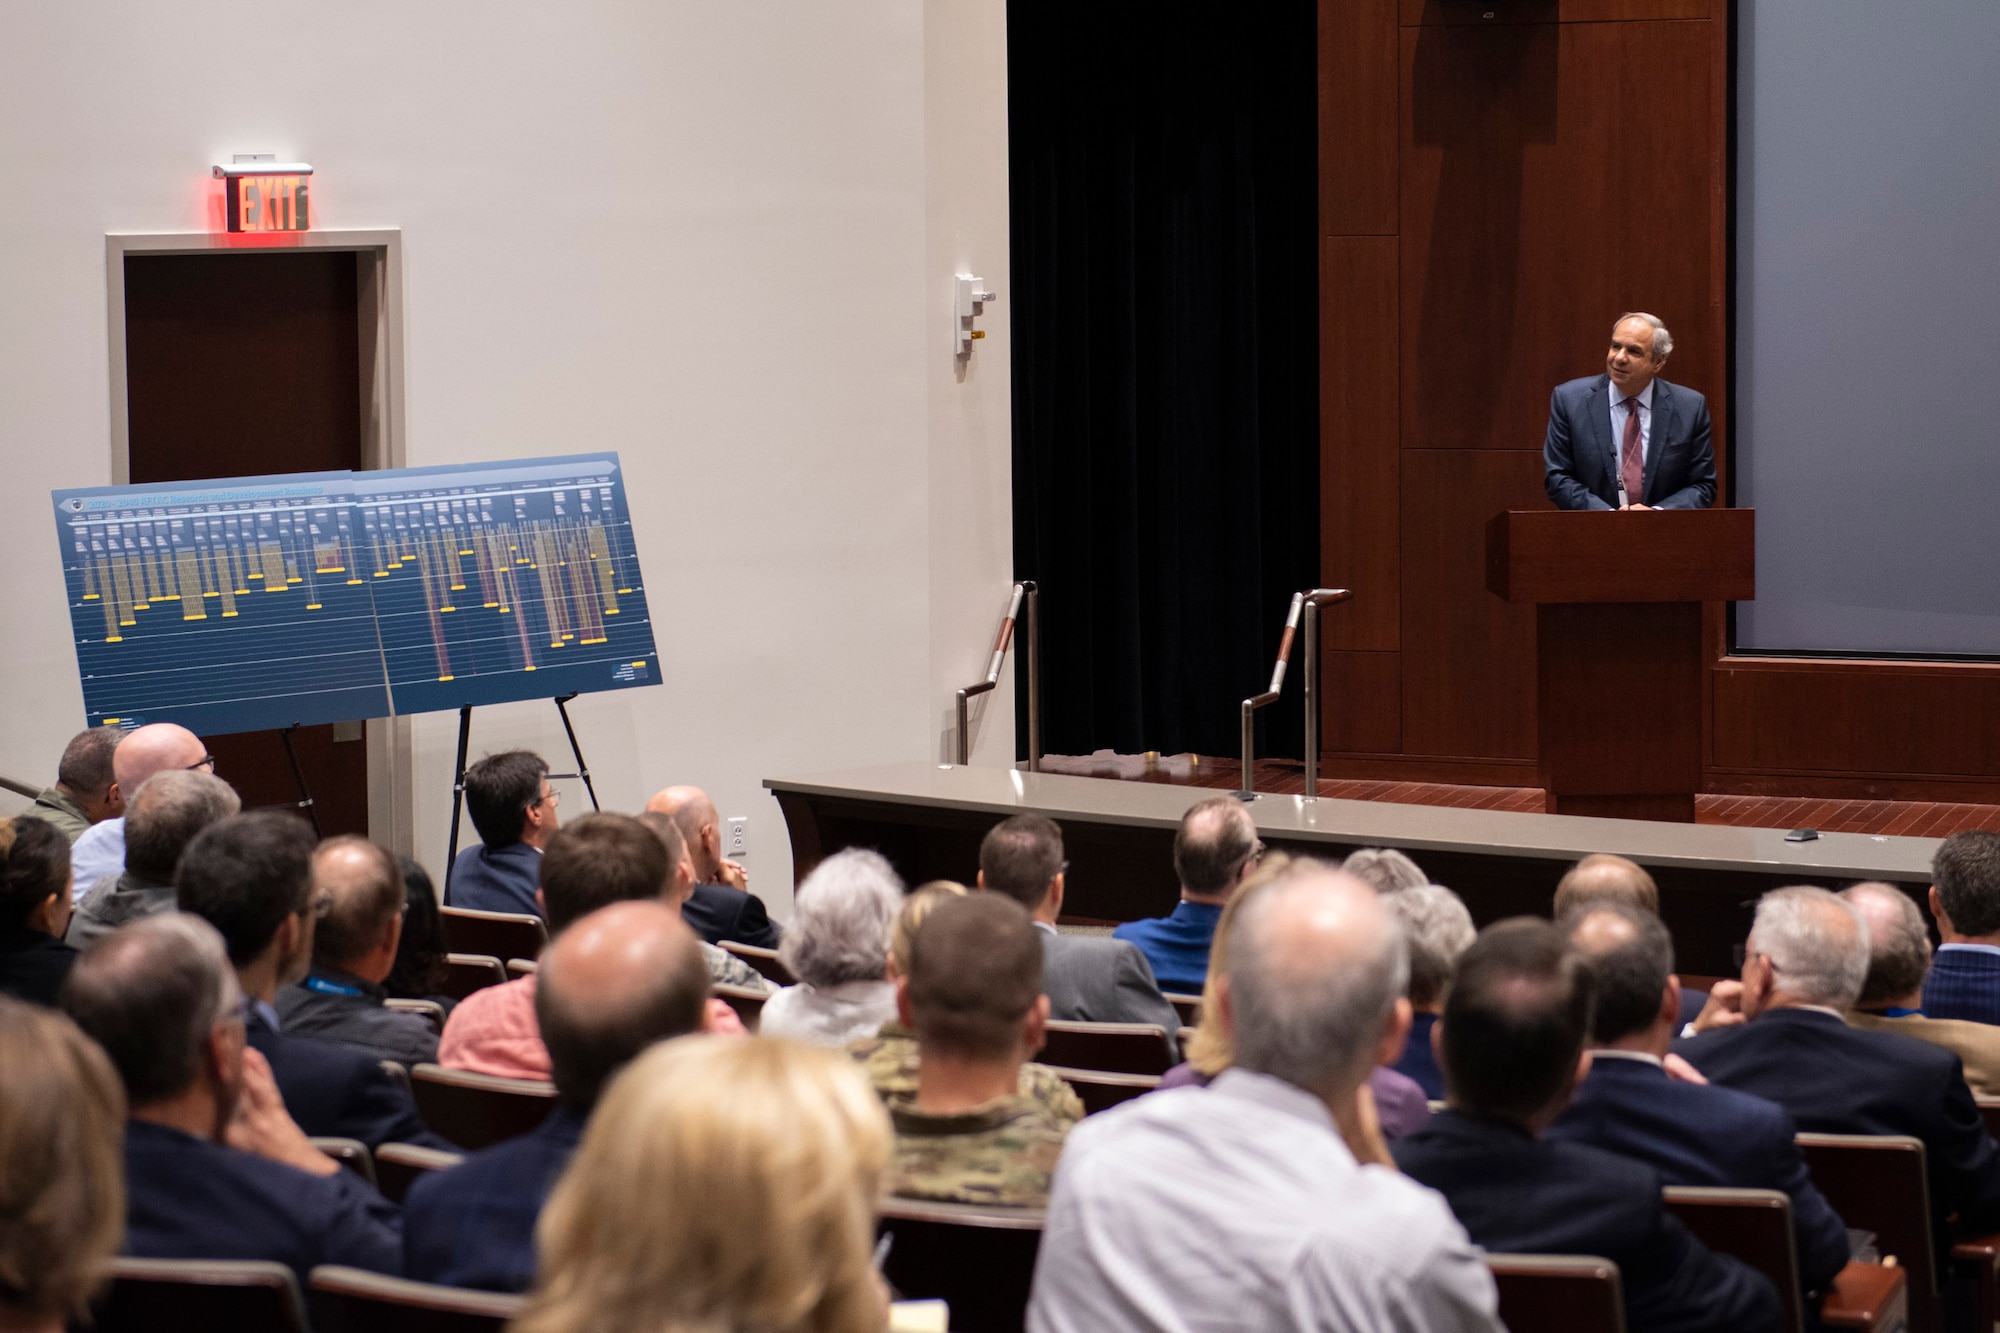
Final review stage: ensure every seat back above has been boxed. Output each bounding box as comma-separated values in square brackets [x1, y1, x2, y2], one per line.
[876, 1198, 1044, 1333]
[439, 906, 547, 963]
[506, 957, 538, 979]
[93, 1257, 306, 1333]
[310, 1136, 377, 1189]
[410, 1062, 557, 1149]
[1977, 1097, 2000, 1143]
[1163, 992, 1202, 1028]
[309, 1265, 524, 1333]
[384, 997, 447, 1033]
[1796, 1133, 1938, 1329]
[715, 982, 768, 1032]
[441, 953, 509, 1000]
[373, 1142, 466, 1204]
[1047, 1066, 1160, 1116]
[1485, 1254, 1626, 1333]
[1662, 1186, 1802, 1333]
[720, 940, 798, 986]
[1039, 1021, 1176, 1075]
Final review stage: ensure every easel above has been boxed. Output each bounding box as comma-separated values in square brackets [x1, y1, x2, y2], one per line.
[443, 693, 602, 893]
[278, 723, 322, 838]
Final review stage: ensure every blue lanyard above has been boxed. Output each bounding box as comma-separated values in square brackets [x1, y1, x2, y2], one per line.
[303, 974, 365, 998]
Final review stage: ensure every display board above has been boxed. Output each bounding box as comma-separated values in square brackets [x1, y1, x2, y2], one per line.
[54, 454, 659, 735]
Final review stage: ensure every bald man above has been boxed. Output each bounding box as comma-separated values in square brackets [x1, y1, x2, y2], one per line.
[403, 899, 723, 1292]
[68, 723, 211, 899]
[644, 784, 779, 948]
[1843, 882, 2000, 1098]
[1113, 796, 1261, 993]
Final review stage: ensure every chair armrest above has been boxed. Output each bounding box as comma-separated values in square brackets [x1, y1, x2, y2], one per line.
[1949, 1233, 2000, 1333]
[1819, 1260, 1908, 1330]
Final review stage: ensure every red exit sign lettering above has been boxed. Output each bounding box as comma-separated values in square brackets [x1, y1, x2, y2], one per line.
[212, 162, 314, 234]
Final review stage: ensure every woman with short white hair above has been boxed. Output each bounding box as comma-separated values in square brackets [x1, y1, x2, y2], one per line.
[758, 848, 905, 1047]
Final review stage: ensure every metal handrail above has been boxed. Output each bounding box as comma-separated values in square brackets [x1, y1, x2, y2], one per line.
[0, 774, 38, 800]
[1239, 593, 1305, 799]
[1238, 588, 1351, 801]
[955, 581, 1040, 771]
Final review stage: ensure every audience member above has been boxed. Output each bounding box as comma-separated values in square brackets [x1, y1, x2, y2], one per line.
[1385, 883, 1475, 1100]
[67, 722, 211, 897]
[1677, 886, 2000, 1261]
[383, 856, 452, 1008]
[1341, 846, 1429, 894]
[275, 837, 437, 1067]
[515, 1036, 891, 1333]
[404, 899, 719, 1292]
[440, 813, 755, 1079]
[0, 816, 78, 1006]
[446, 750, 559, 915]
[60, 914, 400, 1283]
[1166, 853, 1430, 1140]
[762, 848, 902, 1047]
[68, 770, 238, 947]
[1925, 831, 2000, 1024]
[0, 998, 125, 1332]
[1112, 796, 1260, 993]
[1549, 903, 1849, 1301]
[1552, 853, 1660, 917]
[175, 810, 450, 1150]
[1030, 862, 1501, 1332]
[887, 893, 1069, 1205]
[1845, 881, 2000, 1095]
[978, 814, 1180, 1035]
[1394, 919, 1779, 1333]
[645, 783, 780, 948]
[15, 725, 122, 843]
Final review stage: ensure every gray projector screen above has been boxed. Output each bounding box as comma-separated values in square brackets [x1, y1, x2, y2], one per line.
[1735, 0, 2000, 656]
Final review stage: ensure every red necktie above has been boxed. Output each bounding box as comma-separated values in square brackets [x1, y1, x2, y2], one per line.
[1621, 399, 1644, 504]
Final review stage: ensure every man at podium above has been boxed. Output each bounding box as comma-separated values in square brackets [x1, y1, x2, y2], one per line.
[1544, 313, 1715, 512]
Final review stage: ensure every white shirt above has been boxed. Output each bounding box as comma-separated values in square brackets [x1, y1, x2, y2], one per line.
[1028, 1068, 1502, 1333]
[1608, 378, 1655, 483]
[756, 979, 897, 1049]
[69, 816, 126, 901]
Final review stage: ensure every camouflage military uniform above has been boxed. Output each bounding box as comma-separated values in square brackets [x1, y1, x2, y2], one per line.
[848, 1022, 1084, 1126]
[886, 1092, 1071, 1207]
[702, 941, 770, 993]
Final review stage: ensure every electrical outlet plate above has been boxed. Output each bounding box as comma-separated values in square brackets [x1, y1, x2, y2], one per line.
[726, 816, 749, 858]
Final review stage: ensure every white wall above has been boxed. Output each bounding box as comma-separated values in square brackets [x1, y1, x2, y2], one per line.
[0, 1, 1014, 915]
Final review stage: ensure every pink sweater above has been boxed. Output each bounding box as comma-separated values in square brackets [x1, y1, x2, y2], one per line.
[438, 975, 550, 1080]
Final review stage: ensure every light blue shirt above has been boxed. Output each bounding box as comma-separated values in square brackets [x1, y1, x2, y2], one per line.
[69, 816, 126, 901]
[1608, 378, 1655, 487]
[1939, 942, 2000, 957]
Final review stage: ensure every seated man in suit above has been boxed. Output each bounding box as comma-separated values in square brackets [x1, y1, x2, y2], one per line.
[1112, 796, 1260, 995]
[1844, 881, 2000, 1097]
[67, 722, 213, 899]
[1385, 884, 1475, 1100]
[68, 770, 239, 948]
[1677, 885, 2000, 1257]
[645, 783, 780, 949]
[175, 811, 454, 1151]
[1548, 903, 1849, 1302]
[439, 812, 756, 1079]
[446, 750, 559, 916]
[275, 837, 438, 1068]
[61, 913, 400, 1283]
[976, 813, 1180, 1037]
[1923, 831, 2000, 1025]
[1544, 312, 1715, 512]
[1551, 853, 1707, 1029]
[15, 724, 122, 844]
[404, 898, 720, 1291]
[1395, 918, 1778, 1333]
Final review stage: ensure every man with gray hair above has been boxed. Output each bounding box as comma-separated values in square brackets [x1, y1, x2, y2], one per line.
[16, 725, 123, 842]
[1678, 885, 2000, 1255]
[67, 770, 239, 947]
[1385, 884, 1475, 1099]
[1543, 312, 1715, 511]
[1113, 796, 1261, 993]
[1028, 861, 1502, 1333]
[1844, 881, 2000, 1097]
[59, 913, 400, 1283]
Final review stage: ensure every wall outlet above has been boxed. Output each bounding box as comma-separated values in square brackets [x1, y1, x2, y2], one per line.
[725, 816, 749, 858]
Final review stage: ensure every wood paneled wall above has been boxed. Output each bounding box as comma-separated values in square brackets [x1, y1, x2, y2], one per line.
[1320, 0, 2000, 801]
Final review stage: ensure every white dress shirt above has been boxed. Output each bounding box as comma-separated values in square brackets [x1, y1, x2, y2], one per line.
[1608, 379, 1655, 478]
[68, 816, 126, 901]
[1028, 1067, 1501, 1333]
[756, 979, 897, 1048]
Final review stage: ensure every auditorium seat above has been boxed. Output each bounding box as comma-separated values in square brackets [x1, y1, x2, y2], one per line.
[1976, 1097, 2000, 1142]
[383, 997, 446, 1034]
[379, 1059, 412, 1096]
[310, 1136, 376, 1189]
[410, 1063, 556, 1150]
[92, 1257, 306, 1333]
[715, 982, 767, 1031]
[876, 1198, 1044, 1333]
[374, 1142, 465, 1204]
[1047, 1065, 1160, 1116]
[439, 907, 547, 965]
[1485, 1254, 1625, 1333]
[308, 1265, 523, 1333]
[1038, 1020, 1176, 1075]
[505, 957, 537, 979]
[1163, 992, 1202, 1028]
[1662, 1184, 1909, 1332]
[720, 940, 797, 987]
[441, 953, 509, 1001]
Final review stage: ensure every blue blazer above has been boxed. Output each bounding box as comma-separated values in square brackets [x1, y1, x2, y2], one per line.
[1393, 1011, 1446, 1101]
[1111, 900, 1223, 995]
[248, 1013, 457, 1152]
[123, 1120, 402, 1285]
[683, 881, 781, 950]
[1924, 947, 2000, 1026]
[1548, 1056, 1849, 1295]
[1544, 374, 1716, 511]
[1394, 1110, 1779, 1333]
[403, 1104, 586, 1292]
[446, 842, 542, 917]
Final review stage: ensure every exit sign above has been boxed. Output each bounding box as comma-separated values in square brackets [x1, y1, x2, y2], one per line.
[211, 162, 313, 233]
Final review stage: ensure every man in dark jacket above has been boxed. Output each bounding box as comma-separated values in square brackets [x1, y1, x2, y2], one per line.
[645, 783, 779, 949]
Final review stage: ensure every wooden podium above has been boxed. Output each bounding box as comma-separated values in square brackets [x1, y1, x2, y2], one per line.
[1487, 509, 1755, 822]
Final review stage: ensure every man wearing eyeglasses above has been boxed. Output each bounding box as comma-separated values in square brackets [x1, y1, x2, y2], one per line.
[1113, 797, 1263, 995]
[67, 722, 214, 900]
[448, 750, 562, 918]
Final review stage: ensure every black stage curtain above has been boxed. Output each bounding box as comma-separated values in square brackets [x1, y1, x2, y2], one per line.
[1009, 0, 1320, 761]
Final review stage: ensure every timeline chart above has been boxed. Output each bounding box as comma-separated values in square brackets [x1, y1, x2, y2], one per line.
[53, 454, 659, 736]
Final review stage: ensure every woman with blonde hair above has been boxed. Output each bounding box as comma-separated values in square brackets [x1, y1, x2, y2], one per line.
[0, 997, 126, 1332]
[518, 1036, 891, 1333]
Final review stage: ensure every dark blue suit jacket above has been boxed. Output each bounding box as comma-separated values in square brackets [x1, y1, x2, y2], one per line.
[1544, 374, 1716, 511]
[402, 1104, 586, 1291]
[1548, 1055, 1849, 1295]
[1924, 946, 2000, 1026]
[1111, 900, 1223, 995]
[247, 1013, 457, 1152]
[123, 1120, 401, 1285]
[1676, 1007, 2000, 1253]
[1394, 1110, 1780, 1333]
[682, 881, 780, 951]
[446, 842, 542, 917]
[1393, 1011, 1446, 1101]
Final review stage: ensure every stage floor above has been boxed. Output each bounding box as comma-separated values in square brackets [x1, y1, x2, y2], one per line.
[1037, 752, 2000, 840]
